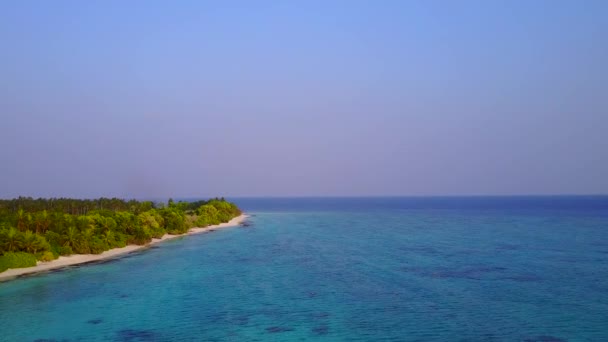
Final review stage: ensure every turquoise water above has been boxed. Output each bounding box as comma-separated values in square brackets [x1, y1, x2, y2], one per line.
[1, 197, 607, 341]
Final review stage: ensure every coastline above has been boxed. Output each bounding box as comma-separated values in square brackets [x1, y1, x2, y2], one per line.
[0, 214, 248, 283]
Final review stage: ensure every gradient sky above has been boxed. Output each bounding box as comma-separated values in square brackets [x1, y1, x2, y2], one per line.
[1, 1, 607, 198]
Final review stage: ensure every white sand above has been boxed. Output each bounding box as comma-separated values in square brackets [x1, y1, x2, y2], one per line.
[0, 214, 248, 282]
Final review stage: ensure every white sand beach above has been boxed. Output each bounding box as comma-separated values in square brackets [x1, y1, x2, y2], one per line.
[0, 214, 248, 282]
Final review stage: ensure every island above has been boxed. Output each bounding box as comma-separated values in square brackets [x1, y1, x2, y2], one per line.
[0, 197, 245, 281]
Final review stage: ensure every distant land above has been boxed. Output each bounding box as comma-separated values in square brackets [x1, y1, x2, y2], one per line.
[0, 197, 244, 281]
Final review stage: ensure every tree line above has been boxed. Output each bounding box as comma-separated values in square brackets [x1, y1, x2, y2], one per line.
[0, 197, 241, 272]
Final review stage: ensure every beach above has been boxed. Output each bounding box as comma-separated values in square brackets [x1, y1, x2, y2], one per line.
[0, 214, 247, 282]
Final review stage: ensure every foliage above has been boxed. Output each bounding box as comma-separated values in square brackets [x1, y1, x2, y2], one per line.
[160, 208, 188, 235]
[138, 210, 165, 239]
[0, 197, 241, 272]
[0, 252, 38, 272]
[195, 205, 221, 226]
[38, 251, 56, 262]
[56, 246, 73, 256]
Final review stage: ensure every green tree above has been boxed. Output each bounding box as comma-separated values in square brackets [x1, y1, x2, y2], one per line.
[0, 227, 23, 253]
[15, 209, 27, 231]
[161, 208, 187, 234]
[101, 230, 117, 248]
[138, 210, 165, 239]
[62, 226, 79, 250]
[195, 204, 221, 226]
[33, 210, 51, 234]
[21, 231, 50, 254]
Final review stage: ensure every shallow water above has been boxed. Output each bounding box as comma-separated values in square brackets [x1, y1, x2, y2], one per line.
[1, 197, 607, 341]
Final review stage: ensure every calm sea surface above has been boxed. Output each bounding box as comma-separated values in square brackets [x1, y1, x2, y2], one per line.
[1, 197, 607, 341]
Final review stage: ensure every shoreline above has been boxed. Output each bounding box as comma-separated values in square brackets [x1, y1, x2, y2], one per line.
[0, 214, 248, 283]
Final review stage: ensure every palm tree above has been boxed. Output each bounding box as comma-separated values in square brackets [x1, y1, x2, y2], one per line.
[34, 210, 51, 234]
[101, 230, 116, 248]
[77, 228, 95, 254]
[62, 226, 79, 249]
[1, 227, 23, 252]
[16, 209, 26, 231]
[21, 231, 48, 254]
[97, 216, 117, 233]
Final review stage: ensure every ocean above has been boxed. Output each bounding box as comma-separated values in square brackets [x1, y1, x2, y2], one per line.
[1, 197, 607, 341]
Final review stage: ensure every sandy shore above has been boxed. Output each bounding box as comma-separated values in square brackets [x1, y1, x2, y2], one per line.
[0, 214, 248, 282]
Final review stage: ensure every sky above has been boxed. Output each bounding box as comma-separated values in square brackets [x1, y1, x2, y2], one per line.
[1, 0, 607, 198]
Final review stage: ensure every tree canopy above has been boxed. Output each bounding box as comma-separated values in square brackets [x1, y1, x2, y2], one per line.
[0, 197, 241, 272]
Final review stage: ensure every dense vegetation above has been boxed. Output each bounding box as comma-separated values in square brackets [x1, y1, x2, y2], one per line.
[0, 197, 241, 272]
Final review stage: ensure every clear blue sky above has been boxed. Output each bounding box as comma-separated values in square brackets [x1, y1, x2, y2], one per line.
[1, 1, 606, 198]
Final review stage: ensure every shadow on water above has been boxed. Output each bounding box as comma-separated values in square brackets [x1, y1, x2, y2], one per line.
[115, 329, 160, 342]
[265, 326, 294, 333]
[523, 336, 567, 342]
[311, 325, 330, 335]
[401, 264, 543, 283]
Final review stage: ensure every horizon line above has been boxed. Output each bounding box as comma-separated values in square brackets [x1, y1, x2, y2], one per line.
[2, 194, 608, 201]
